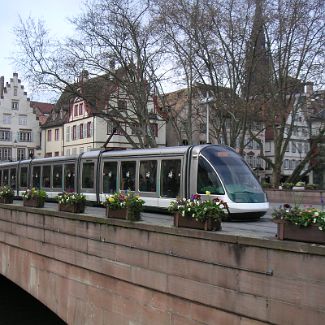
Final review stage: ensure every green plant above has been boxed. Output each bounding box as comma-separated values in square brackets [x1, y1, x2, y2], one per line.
[168, 193, 228, 222]
[0, 185, 14, 199]
[305, 184, 319, 190]
[281, 182, 294, 190]
[272, 204, 325, 231]
[22, 188, 47, 202]
[57, 192, 86, 205]
[295, 181, 305, 187]
[261, 181, 272, 189]
[104, 192, 145, 212]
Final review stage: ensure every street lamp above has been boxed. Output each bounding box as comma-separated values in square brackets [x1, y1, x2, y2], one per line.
[201, 91, 214, 144]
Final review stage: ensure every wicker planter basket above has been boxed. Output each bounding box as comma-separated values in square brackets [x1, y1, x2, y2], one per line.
[23, 198, 44, 208]
[106, 208, 141, 221]
[59, 202, 85, 213]
[174, 213, 221, 231]
[0, 197, 13, 204]
[275, 220, 325, 244]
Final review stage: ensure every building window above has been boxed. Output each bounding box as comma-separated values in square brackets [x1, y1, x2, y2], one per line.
[79, 147, 84, 154]
[72, 148, 77, 155]
[0, 129, 11, 141]
[66, 126, 70, 142]
[55, 128, 59, 141]
[17, 148, 25, 160]
[18, 115, 27, 125]
[72, 125, 77, 140]
[19, 130, 32, 142]
[11, 100, 19, 110]
[304, 143, 309, 153]
[79, 123, 84, 139]
[107, 121, 115, 134]
[14, 86, 18, 96]
[292, 141, 296, 153]
[265, 142, 271, 152]
[118, 99, 127, 111]
[182, 139, 188, 145]
[87, 121, 92, 138]
[47, 129, 52, 141]
[0, 148, 12, 161]
[74, 104, 78, 117]
[79, 103, 83, 115]
[66, 149, 70, 156]
[283, 159, 289, 169]
[150, 123, 158, 137]
[55, 151, 59, 157]
[3, 114, 11, 124]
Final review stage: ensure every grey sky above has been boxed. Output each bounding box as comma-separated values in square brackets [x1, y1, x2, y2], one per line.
[0, 0, 83, 100]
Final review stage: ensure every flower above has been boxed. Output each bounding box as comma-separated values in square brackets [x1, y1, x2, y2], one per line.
[57, 192, 86, 205]
[104, 192, 145, 212]
[22, 188, 47, 201]
[0, 185, 14, 199]
[272, 204, 325, 231]
[168, 195, 228, 222]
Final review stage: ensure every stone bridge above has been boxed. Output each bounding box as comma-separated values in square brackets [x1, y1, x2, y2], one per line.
[0, 203, 325, 324]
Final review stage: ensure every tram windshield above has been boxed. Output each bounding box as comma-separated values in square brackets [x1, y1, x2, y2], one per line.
[200, 147, 266, 203]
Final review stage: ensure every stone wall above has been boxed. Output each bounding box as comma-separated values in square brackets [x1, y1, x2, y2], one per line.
[0, 204, 325, 324]
[266, 189, 325, 205]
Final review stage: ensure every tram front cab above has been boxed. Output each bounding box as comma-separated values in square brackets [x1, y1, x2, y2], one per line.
[196, 146, 269, 219]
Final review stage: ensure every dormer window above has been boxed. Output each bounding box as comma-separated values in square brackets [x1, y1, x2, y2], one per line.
[74, 104, 78, 117]
[79, 103, 83, 115]
[12, 100, 19, 110]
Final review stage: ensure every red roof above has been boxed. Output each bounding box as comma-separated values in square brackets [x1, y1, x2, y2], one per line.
[30, 101, 54, 114]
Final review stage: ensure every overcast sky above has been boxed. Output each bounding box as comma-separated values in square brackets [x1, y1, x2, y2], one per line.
[0, 0, 83, 100]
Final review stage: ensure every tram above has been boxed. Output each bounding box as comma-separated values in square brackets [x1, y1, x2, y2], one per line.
[0, 145, 269, 218]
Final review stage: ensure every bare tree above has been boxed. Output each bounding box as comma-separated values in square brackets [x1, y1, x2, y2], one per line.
[255, 0, 325, 186]
[14, 0, 167, 148]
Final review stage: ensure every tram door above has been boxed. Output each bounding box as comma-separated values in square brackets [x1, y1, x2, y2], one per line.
[159, 159, 182, 208]
[102, 161, 117, 194]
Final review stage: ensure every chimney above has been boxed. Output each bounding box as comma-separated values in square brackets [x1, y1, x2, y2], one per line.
[305, 82, 313, 96]
[81, 70, 89, 82]
[0, 76, 4, 98]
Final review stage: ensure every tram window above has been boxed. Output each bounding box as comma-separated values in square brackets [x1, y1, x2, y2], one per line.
[64, 164, 75, 192]
[160, 160, 181, 198]
[32, 166, 41, 188]
[103, 162, 117, 194]
[42, 166, 51, 188]
[197, 157, 224, 195]
[120, 161, 136, 191]
[82, 162, 94, 189]
[53, 165, 63, 188]
[20, 167, 28, 188]
[10, 168, 16, 189]
[139, 160, 157, 192]
[3, 169, 9, 186]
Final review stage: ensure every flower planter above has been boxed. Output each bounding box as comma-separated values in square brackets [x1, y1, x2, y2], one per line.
[274, 220, 325, 244]
[0, 197, 13, 204]
[23, 198, 44, 208]
[59, 202, 85, 213]
[106, 208, 141, 221]
[292, 186, 305, 191]
[174, 213, 221, 231]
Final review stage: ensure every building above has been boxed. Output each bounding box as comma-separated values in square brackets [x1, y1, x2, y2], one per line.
[41, 71, 166, 157]
[163, 84, 266, 173]
[0, 73, 41, 160]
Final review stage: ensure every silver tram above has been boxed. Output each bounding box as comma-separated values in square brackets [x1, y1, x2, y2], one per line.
[0, 145, 269, 218]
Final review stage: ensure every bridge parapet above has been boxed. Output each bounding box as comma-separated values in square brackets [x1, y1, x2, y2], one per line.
[0, 203, 325, 324]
